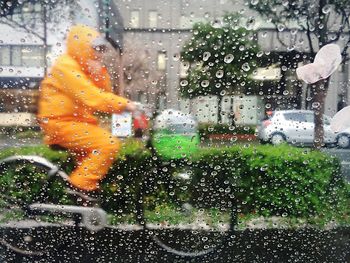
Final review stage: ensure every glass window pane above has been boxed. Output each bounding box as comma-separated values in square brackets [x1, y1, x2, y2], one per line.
[34, 3, 41, 12]
[179, 61, 189, 78]
[11, 46, 22, 66]
[130, 10, 140, 28]
[157, 52, 166, 70]
[21, 46, 44, 67]
[0, 46, 11, 66]
[148, 11, 157, 28]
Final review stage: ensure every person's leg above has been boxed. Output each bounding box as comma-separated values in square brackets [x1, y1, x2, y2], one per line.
[43, 121, 120, 191]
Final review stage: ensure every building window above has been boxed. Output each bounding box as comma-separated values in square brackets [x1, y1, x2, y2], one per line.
[179, 61, 189, 78]
[157, 52, 167, 71]
[0, 45, 45, 67]
[0, 46, 11, 66]
[12, 47, 22, 66]
[12, 2, 42, 22]
[130, 10, 140, 28]
[149, 11, 157, 28]
[21, 46, 44, 67]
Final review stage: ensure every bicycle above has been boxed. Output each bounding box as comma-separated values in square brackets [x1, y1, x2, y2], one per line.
[0, 114, 237, 259]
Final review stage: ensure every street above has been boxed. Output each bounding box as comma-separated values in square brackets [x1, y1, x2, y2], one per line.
[0, 225, 348, 262]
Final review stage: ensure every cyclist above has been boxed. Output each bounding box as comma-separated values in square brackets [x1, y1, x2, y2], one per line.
[37, 24, 136, 199]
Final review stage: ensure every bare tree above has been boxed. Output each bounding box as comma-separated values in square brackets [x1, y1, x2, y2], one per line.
[0, 1, 76, 74]
[121, 39, 163, 109]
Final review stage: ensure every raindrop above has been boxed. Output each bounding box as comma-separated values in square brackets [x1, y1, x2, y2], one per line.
[201, 80, 210, 87]
[180, 80, 188, 87]
[257, 51, 263, 57]
[42, 117, 49, 124]
[283, 90, 289, 96]
[312, 102, 320, 108]
[250, 0, 259, 5]
[277, 24, 285, 32]
[92, 149, 100, 155]
[265, 103, 271, 109]
[246, 18, 256, 30]
[23, 235, 32, 242]
[173, 53, 180, 61]
[224, 54, 234, 63]
[216, 70, 224, 78]
[281, 0, 289, 6]
[211, 19, 223, 28]
[291, 28, 298, 35]
[203, 51, 211, 61]
[322, 5, 331, 14]
[242, 63, 250, 72]
[260, 165, 268, 171]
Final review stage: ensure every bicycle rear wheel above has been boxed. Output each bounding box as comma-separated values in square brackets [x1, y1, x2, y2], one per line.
[138, 163, 237, 258]
[0, 155, 68, 256]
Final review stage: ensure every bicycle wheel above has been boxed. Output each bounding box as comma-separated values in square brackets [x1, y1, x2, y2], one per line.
[0, 155, 68, 256]
[139, 163, 237, 257]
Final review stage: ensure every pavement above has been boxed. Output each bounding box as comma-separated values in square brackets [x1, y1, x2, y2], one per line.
[0, 224, 348, 262]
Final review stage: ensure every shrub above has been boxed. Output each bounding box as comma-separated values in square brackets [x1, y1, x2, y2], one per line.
[0, 141, 348, 224]
[192, 145, 348, 219]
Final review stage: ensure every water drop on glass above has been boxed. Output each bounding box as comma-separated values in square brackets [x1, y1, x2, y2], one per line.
[224, 54, 234, 63]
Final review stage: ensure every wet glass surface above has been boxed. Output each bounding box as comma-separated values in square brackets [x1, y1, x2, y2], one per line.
[0, 0, 349, 262]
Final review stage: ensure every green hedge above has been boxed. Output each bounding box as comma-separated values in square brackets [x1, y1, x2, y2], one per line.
[198, 123, 256, 139]
[0, 140, 348, 225]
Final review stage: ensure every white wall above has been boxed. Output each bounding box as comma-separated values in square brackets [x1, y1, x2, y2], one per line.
[179, 95, 264, 125]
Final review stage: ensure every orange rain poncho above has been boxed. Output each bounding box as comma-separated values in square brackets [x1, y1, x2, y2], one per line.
[38, 25, 129, 191]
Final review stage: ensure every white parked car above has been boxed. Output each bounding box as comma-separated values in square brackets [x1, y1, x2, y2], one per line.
[334, 127, 350, 148]
[257, 110, 337, 147]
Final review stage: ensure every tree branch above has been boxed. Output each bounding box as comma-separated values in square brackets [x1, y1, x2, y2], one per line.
[325, 10, 349, 44]
[275, 25, 290, 48]
[341, 33, 350, 63]
[306, 19, 315, 55]
[0, 17, 44, 41]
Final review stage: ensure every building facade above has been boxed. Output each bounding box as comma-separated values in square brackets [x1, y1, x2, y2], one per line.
[0, 0, 124, 115]
[0, 0, 349, 125]
[115, 0, 350, 122]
